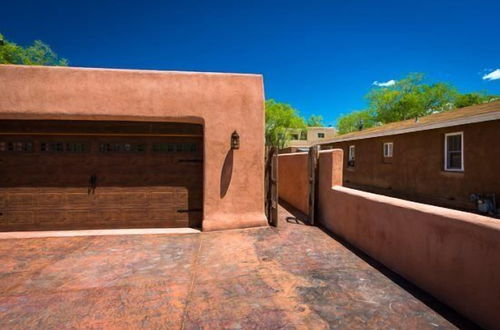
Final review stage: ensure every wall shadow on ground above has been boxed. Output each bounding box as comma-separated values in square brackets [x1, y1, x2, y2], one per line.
[278, 200, 480, 330]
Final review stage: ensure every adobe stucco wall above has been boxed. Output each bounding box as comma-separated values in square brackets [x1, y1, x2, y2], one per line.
[318, 150, 500, 329]
[277, 152, 309, 215]
[0, 64, 267, 231]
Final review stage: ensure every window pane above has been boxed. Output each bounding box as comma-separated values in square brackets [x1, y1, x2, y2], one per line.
[445, 134, 462, 170]
[447, 135, 461, 152]
[383, 143, 393, 157]
[349, 146, 355, 160]
[448, 151, 462, 169]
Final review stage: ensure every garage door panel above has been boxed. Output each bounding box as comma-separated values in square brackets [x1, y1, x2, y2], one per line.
[94, 210, 131, 223]
[122, 192, 149, 205]
[65, 211, 92, 225]
[5, 193, 36, 209]
[94, 193, 125, 206]
[0, 127, 203, 231]
[2, 211, 36, 225]
[120, 210, 151, 222]
[66, 193, 93, 208]
[93, 192, 150, 207]
[37, 210, 71, 225]
[150, 190, 188, 206]
[38, 193, 65, 208]
[149, 209, 188, 223]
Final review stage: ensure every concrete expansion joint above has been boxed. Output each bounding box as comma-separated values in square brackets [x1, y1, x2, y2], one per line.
[180, 234, 203, 330]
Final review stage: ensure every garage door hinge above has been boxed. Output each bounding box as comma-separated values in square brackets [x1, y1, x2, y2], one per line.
[177, 159, 202, 163]
[177, 208, 203, 213]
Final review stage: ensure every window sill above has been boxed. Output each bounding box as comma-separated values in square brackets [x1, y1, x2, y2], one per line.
[347, 167, 355, 172]
[440, 170, 464, 178]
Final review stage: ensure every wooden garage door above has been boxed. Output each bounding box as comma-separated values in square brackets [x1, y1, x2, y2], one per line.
[0, 121, 203, 231]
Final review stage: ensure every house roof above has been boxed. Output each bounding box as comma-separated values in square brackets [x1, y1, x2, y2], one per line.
[322, 101, 500, 144]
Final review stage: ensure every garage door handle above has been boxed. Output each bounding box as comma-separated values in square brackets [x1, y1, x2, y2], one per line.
[88, 174, 97, 195]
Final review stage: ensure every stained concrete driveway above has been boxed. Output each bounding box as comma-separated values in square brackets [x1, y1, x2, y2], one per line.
[0, 205, 474, 329]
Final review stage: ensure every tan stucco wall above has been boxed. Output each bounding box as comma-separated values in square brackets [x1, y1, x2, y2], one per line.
[0, 64, 267, 231]
[277, 152, 309, 215]
[306, 127, 337, 143]
[287, 127, 337, 149]
[318, 150, 500, 329]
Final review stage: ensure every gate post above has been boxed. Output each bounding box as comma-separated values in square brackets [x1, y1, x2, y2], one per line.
[308, 145, 320, 225]
[265, 147, 279, 226]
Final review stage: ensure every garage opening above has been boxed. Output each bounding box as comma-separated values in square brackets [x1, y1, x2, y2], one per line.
[0, 120, 203, 231]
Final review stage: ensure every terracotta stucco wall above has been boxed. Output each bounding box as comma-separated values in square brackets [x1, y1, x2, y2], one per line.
[277, 152, 309, 214]
[323, 120, 500, 212]
[318, 150, 500, 329]
[0, 65, 267, 231]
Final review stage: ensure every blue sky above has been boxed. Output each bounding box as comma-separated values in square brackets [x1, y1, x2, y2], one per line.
[1, 0, 499, 125]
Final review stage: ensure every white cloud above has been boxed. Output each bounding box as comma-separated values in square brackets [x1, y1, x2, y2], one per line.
[373, 79, 396, 87]
[482, 69, 500, 81]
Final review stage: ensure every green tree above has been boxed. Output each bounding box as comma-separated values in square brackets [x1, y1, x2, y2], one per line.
[0, 33, 68, 66]
[306, 115, 324, 127]
[335, 73, 498, 135]
[265, 99, 306, 149]
[336, 109, 376, 135]
[367, 73, 457, 123]
[454, 92, 496, 108]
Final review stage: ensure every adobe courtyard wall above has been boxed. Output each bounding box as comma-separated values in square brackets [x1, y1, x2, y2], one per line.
[0, 64, 267, 231]
[318, 150, 500, 329]
[277, 149, 500, 328]
[277, 152, 309, 215]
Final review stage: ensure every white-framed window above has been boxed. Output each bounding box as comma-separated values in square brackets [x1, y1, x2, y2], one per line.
[444, 132, 464, 171]
[348, 145, 355, 167]
[318, 133, 325, 138]
[383, 142, 393, 157]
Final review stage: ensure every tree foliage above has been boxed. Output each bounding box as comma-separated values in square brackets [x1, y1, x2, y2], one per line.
[367, 73, 457, 123]
[265, 99, 306, 148]
[454, 92, 496, 108]
[336, 109, 376, 135]
[306, 115, 324, 127]
[0, 33, 68, 66]
[336, 73, 497, 135]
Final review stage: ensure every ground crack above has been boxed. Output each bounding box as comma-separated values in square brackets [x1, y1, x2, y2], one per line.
[180, 234, 203, 330]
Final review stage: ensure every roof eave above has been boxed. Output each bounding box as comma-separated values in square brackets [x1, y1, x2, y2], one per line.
[322, 111, 500, 144]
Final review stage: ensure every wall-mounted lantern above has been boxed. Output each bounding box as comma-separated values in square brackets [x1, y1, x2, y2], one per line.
[231, 130, 240, 150]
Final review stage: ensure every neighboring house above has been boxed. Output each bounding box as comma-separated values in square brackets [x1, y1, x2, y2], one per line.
[283, 126, 337, 153]
[320, 101, 500, 214]
[0, 65, 268, 232]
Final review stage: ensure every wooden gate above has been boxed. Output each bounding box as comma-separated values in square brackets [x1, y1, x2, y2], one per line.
[308, 145, 320, 225]
[265, 146, 278, 226]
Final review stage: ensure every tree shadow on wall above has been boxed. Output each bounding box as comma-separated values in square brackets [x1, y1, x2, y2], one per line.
[220, 149, 233, 198]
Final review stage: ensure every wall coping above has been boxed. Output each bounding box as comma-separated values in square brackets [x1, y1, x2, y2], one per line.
[278, 151, 309, 157]
[0, 64, 263, 78]
[332, 185, 500, 230]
